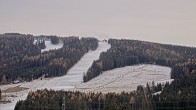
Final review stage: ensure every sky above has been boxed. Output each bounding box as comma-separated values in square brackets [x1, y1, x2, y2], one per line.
[0, 0, 196, 46]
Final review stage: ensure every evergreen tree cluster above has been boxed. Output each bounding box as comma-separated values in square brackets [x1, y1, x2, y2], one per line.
[14, 38, 196, 110]
[50, 36, 59, 44]
[149, 70, 196, 110]
[35, 39, 46, 49]
[15, 70, 196, 110]
[84, 39, 196, 82]
[0, 33, 40, 62]
[0, 34, 98, 84]
[15, 87, 152, 110]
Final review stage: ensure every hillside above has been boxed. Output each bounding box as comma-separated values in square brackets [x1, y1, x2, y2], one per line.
[0, 33, 98, 84]
[84, 39, 196, 82]
[0, 41, 110, 110]
[1, 37, 196, 110]
[75, 64, 172, 93]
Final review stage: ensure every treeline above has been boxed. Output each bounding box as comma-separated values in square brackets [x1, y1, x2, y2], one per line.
[15, 86, 152, 110]
[35, 35, 59, 44]
[82, 38, 196, 109]
[149, 58, 196, 110]
[35, 39, 46, 49]
[14, 38, 196, 109]
[50, 36, 59, 44]
[15, 62, 196, 110]
[84, 39, 196, 82]
[0, 34, 98, 84]
[0, 33, 40, 62]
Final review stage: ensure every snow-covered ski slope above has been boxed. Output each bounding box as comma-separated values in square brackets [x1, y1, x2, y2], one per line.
[0, 42, 110, 110]
[74, 64, 172, 93]
[0, 42, 173, 109]
[37, 41, 111, 90]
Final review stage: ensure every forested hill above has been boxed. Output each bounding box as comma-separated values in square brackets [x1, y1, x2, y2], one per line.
[0, 33, 98, 84]
[0, 33, 40, 61]
[84, 39, 196, 82]
[15, 70, 196, 110]
[14, 38, 196, 110]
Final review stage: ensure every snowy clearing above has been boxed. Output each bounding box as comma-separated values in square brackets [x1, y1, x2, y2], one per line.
[0, 42, 110, 110]
[41, 40, 63, 53]
[74, 64, 172, 93]
[33, 39, 64, 53]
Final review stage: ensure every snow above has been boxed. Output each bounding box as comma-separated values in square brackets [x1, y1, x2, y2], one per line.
[41, 40, 63, 53]
[73, 64, 172, 93]
[33, 39, 64, 53]
[0, 42, 173, 110]
[153, 91, 162, 95]
[0, 42, 110, 110]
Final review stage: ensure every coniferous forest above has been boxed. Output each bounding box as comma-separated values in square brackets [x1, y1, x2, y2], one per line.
[14, 71, 196, 110]
[0, 33, 98, 84]
[1, 36, 196, 110]
[84, 39, 196, 82]
[1, 0, 196, 110]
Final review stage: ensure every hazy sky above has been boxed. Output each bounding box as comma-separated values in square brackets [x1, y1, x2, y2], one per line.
[0, 0, 196, 46]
